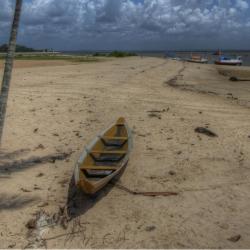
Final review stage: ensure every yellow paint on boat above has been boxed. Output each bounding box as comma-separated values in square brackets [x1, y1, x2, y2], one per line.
[74, 117, 132, 195]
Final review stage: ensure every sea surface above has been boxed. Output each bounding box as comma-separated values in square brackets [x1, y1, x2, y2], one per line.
[63, 50, 250, 66]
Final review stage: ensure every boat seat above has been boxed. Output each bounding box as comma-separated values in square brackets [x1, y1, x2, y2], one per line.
[82, 169, 114, 178]
[90, 151, 126, 163]
[82, 165, 118, 170]
[91, 150, 126, 154]
[101, 136, 128, 147]
[103, 136, 127, 140]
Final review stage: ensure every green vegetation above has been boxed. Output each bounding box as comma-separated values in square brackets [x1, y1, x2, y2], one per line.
[0, 44, 41, 52]
[92, 52, 107, 57]
[108, 51, 137, 57]
[0, 46, 137, 62]
[93, 51, 137, 57]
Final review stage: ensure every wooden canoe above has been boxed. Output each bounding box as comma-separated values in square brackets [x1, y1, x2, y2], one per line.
[187, 55, 208, 64]
[187, 58, 208, 64]
[74, 117, 132, 195]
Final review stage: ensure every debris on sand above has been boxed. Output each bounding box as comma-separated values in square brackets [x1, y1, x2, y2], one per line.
[25, 211, 52, 248]
[33, 128, 39, 133]
[148, 113, 161, 119]
[38, 202, 49, 208]
[195, 127, 218, 137]
[165, 77, 178, 86]
[36, 173, 44, 177]
[145, 225, 156, 232]
[26, 218, 37, 229]
[8, 243, 16, 248]
[111, 182, 178, 197]
[34, 185, 42, 190]
[147, 109, 168, 120]
[35, 144, 45, 150]
[146, 146, 153, 151]
[229, 76, 238, 81]
[25, 208, 69, 248]
[58, 178, 69, 187]
[169, 170, 176, 176]
[147, 109, 166, 113]
[137, 133, 146, 137]
[229, 76, 250, 82]
[227, 234, 241, 242]
[21, 188, 31, 193]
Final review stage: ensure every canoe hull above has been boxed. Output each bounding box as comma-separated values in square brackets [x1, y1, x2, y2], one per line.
[74, 118, 132, 195]
[78, 163, 126, 194]
[187, 59, 208, 64]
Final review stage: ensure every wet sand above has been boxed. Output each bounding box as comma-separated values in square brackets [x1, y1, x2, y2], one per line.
[1, 57, 250, 248]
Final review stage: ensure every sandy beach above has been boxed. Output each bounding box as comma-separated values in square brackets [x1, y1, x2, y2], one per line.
[1, 57, 250, 248]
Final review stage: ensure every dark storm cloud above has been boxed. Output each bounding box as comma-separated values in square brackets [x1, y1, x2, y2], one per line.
[1, 0, 250, 50]
[96, 0, 122, 23]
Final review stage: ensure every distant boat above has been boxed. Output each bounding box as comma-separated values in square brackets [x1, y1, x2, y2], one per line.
[171, 57, 182, 61]
[187, 54, 208, 64]
[215, 56, 242, 66]
[214, 50, 222, 56]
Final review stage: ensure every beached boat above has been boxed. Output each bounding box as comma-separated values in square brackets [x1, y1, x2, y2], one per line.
[215, 56, 242, 66]
[172, 57, 182, 61]
[74, 117, 132, 195]
[187, 55, 208, 64]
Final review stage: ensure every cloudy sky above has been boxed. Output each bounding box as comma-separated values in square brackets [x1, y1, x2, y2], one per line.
[1, 0, 250, 50]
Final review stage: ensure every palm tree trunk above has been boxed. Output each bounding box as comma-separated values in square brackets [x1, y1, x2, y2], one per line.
[0, 0, 23, 143]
